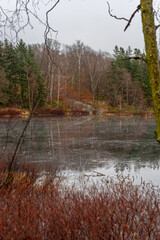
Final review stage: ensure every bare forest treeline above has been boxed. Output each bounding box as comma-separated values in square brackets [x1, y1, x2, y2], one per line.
[0, 39, 151, 111]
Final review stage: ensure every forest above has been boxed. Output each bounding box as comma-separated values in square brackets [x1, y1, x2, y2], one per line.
[0, 39, 152, 114]
[0, 1, 160, 238]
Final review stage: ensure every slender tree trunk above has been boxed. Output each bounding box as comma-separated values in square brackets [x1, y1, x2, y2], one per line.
[119, 94, 122, 110]
[50, 68, 54, 107]
[50, 75, 54, 107]
[57, 67, 61, 108]
[141, 0, 160, 142]
[27, 78, 31, 111]
[78, 54, 81, 101]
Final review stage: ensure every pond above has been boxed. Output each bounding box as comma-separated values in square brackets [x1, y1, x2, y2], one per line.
[0, 116, 160, 185]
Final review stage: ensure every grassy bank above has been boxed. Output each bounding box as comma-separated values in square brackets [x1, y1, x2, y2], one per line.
[0, 159, 159, 240]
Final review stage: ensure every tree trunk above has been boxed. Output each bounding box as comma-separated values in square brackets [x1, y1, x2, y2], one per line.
[78, 54, 81, 101]
[57, 67, 61, 108]
[141, 0, 160, 142]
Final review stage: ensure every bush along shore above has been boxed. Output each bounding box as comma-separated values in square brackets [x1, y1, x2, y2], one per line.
[0, 106, 155, 118]
[0, 158, 159, 240]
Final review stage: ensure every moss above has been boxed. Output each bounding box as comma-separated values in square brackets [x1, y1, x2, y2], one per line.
[141, 0, 160, 142]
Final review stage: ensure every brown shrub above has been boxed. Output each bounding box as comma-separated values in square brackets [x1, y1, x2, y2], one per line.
[0, 173, 159, 240]
[35, 108, 66, 116]
[0, 108, 22, 116]
[0, 156, 39, 189]
[70, 109, 90, 116]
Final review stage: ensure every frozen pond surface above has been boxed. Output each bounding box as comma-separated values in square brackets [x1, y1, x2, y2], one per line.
[0, 116, 160, 186]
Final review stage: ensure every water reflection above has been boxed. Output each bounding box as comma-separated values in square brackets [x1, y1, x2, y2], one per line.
[0, 116, 160, 182]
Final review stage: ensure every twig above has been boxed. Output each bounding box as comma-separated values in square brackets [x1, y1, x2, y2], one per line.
[44, 0, 60, 42]
[124, 5, 141, 31]
[107, 2, 141, 32]
[106, 2, 128, 22]
[93, 170, 105, 177]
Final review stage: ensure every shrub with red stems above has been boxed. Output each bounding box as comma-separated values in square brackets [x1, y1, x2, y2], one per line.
[0, 158, 159, 240]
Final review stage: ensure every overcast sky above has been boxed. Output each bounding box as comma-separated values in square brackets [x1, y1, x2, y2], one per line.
[2, 0, 146, 54]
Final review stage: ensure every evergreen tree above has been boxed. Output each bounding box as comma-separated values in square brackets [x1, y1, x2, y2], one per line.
[1, 40, 19, 104]
[0, 39, 45, 108]
[15, 40, 45, 108]
[112, 46, 151, 105]
[0, 66, 9, 106]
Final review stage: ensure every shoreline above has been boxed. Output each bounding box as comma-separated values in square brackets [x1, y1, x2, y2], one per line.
[0, 107, 155, 118]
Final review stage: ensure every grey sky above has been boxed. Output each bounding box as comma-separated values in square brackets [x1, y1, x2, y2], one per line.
[2, 0, 146, 54]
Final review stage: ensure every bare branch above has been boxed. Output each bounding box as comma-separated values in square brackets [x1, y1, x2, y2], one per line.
[0, 0, 61, 43]
[106, 2, 129, 22]
[107, 2, 141, 32]
[156, 24, 160, 30]
[153, 6, 160, 30]
[43, 1, 62, 69]
[121, 56, 147, 62]
[44, 0, 60, 43]
[124, 4, 141, 31]
[45, 42, 59, 68]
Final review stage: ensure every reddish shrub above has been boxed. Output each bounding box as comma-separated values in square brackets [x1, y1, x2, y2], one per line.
[0, 174, 159, 239]
[0, 155, 39, 188]
[65, 86, 93, 102]
[0, 108, 22, 116]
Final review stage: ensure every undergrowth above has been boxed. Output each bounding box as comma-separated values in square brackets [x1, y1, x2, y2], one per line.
[0, 108, 22, 116]
[0, 158, 159, 240]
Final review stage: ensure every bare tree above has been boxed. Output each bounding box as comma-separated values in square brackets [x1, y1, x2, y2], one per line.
[83, 47, 108, 103]
[74, 41, 84, 101]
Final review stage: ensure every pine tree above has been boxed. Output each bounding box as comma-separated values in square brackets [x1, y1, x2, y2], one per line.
[0, 39, 45, 108]
[112, 45, 151, 105]
[1, 40, 19, 104]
